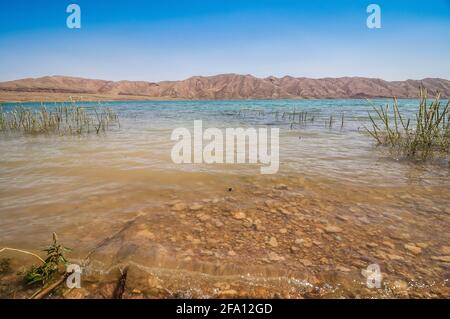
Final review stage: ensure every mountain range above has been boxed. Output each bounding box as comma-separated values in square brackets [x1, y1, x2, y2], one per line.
[1, 74, 449, 102]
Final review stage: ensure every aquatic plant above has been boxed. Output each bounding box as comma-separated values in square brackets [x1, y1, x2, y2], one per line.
[237, 107, 343, 131]
[22, 233, 70, 286]
[0, 104, 119, 136]
[365, 89, 450, 160]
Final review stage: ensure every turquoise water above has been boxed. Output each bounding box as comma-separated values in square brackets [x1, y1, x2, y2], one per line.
[1, 98, 424, 130]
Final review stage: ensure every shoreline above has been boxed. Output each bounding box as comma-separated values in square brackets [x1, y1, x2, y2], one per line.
[1, 172, 449, 299]
[0, 94, 433, 104]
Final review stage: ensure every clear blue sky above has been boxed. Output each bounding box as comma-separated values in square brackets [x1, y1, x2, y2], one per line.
[0, 0, 449, 81]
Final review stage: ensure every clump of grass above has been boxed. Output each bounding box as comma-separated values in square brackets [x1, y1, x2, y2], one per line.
[0, 104, 119, 136]
[22, 233, 70, 286]
[366, 89, 450, 160]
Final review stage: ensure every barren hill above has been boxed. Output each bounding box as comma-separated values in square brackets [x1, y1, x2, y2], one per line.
[1, 74, 449, 102]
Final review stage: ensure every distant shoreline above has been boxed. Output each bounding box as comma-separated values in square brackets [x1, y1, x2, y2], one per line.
[0, 94, 427, 104]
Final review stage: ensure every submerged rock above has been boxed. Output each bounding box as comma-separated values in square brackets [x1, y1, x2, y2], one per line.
[63, 288, 89, 299]
[393, 280, 409, 291]
[324, 225, 343, 233]
[268, 252, 284, 262]
[190, 203, 204, 211]
[172, 203, 187, 211]
[268, 237, 279, 247]
[217, 289, 238, 298]
[404, 244, 422, 255]
[299, 259, 313, 267]
[274, 184, 288, 190]
[232, 211, 246, 220]
[431, 256, 450, 263]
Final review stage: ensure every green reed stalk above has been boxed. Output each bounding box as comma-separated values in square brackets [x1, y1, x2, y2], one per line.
[0, 104, 119, 136]
[365, 89, 450, 160]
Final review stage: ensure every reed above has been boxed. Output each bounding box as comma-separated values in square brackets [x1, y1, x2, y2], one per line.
[0, 104, 119, 136]
[365, 89, 450, 160]
[236, 106, 346, 130]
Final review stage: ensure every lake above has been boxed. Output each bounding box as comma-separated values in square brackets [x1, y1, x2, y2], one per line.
[0, 99, 449, 298]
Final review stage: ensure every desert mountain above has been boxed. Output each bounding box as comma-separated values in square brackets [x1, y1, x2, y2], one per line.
[0, 74, 449, 102]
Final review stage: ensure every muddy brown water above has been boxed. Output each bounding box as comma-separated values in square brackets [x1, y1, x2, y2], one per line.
[0, 100, 449, 298]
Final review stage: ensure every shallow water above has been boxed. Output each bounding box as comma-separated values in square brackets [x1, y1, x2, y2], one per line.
[0, 99, 449, 298]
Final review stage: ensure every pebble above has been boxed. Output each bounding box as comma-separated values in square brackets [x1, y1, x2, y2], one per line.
[268, 237, 279, 247]
[387, 254, 405, 261]
[393, 280, 409, 291]
[213, 282, 230, 290]
[207, 238, 219, 245]
[147, 276, 163, 289]
[268, 252, 284, 261]
[431, 256, 450, 263]
[97, 283, 115, 299]
[217, 289, 238, 298]
[382, 241, 396, 249]
[324, 225, 343, 233]
[301, 239, 313, 248]
[63, 288, 89, 299]
[278, 208, 291, 215]
[254, 223, 265, 231]
[336, 266, 351, 272]
[351, 260, 366, 268]
[404, 244, 422, 255]
[214, 220, 224, 228]
[135, 229, 155, 240]
[190, 203, 204, 211]
[264, 200, 276, 208]
[172, 203, 187, 211]
[196, 214, 210, 222]
[299, 259, 313, 267]
[290, 246, 300, 253]
[232, 211, 246, 220]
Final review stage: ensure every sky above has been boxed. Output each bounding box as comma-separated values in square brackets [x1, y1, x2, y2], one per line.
[0, 0, 449, 82]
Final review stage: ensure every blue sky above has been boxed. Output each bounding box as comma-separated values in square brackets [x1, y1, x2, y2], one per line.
[0, 0, 449, 81]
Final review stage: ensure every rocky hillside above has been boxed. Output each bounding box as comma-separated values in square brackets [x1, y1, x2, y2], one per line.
[1, 74, 449, 102]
